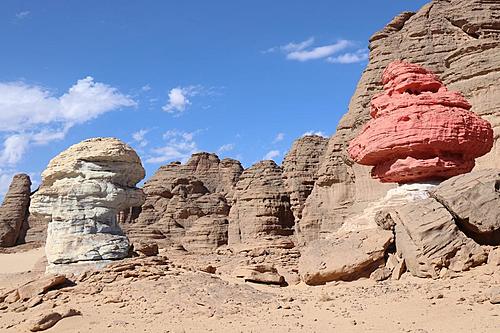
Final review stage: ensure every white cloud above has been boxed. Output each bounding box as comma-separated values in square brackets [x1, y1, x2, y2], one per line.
[146, 130, 199, 164]
[265, 38, 368, 64]
[263, 150, 280, 161]
[141, 84, 151, 92]
[0, 134, 30, 165]
[218, 143, 235, 153]
[0, 77, 135, 165]
[132, 129, 149, 148]
[273, 132, 285, 143]
[263, 37, 315, 54]
[327, 50, 369, 64]
[162, 85, 203, 114]
[16, 11, 30, 19]
[287, 40, 353, 62]
[0, 170, 15, 198]
[302, 130, 328, 138]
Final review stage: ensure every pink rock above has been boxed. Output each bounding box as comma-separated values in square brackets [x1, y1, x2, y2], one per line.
[348, 61, 493, 183]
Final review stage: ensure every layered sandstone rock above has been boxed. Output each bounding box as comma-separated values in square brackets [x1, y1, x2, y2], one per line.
[0, 174, 31, 247]
[228, 160, 295, 250]
[127, 153, 242, 252]
[348, 61, 493, 183]
[30, 138, 145, 270]
[431, 169, 500, 245]
[379, 198, 487, 278]
[282, 135, 328, 223]
[301, 0, 500, 243]
[298, 229, 394, 285]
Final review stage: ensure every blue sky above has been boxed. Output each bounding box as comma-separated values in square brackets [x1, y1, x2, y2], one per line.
[0, 0, 429, 195]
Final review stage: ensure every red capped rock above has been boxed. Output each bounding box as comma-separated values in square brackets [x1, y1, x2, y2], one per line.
[348, 60, 493, 183]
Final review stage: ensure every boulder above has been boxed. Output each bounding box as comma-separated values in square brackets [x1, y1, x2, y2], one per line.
[233, 264, 285, 285]
[383, 198, 487, 278]
[133, 241, 159, 257]
[431, 169, 500, 245]
[370, 267, 392, 282]
[300, 0, 500, 245]
[298, 229, 393, 285]
[228, 160, 295, 250]
[30, 138, 145, 270]
[30, 308, 81, 332]
[0, 174, 31, 247]
[348, 61, 493, 183]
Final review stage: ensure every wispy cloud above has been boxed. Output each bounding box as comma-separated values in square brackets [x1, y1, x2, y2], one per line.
[15, 11, 31, 20]
[263, 37, 315, 54]
[218, 143, 235, 153]
[263, 150, 280, 161]
[327, 50, 369, 64]
[0, 77, 135, 165]
[141, 84, 151, 92]
[273, 132, 285, 143]
[287, 40, 353, 62]
[132, 129, 149, 148]
[264, 37, 368, 64]
[146, 129, 199, 164]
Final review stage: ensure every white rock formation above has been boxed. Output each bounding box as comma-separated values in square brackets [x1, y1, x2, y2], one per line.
[30, 138, 145, 272]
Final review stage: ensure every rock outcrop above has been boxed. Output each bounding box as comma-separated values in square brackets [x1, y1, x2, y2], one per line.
[300, 0, 500, 244]
[298, 229, 394, 285]
[348, 61, 493, 183]
[228, 160, 295, 250]
[30, 138, 145, 271]
[431, 169, 500, 245]
[282, 135, 328, 227]
[127, 153, 242, 252]
[379, 198, 487, 278]
[0, 174, 31, 247]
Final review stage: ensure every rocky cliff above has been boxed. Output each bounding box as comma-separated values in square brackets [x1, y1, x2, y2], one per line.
[300, 0, 500, 243]
[0, 174, 31, 247]
[125, 153, 243, 252]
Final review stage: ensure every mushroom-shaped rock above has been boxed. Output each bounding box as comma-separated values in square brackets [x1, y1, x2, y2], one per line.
[30, 138, 145, 271]
[348, 60, 493, 183]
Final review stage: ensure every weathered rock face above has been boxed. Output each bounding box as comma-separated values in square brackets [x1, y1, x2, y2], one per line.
[298, 229, 394, 285]
[228, 160, 295, 250]
[300, 0, 500, 244]
[0, 174, 31, 247]
[379, 198, 487, 278]
[348, 61, 493, 183]
[30, 138, 145, 269]
[282, 135, 328, 223]
[431, 169, 500, 245]
[127, 153, 242, 252]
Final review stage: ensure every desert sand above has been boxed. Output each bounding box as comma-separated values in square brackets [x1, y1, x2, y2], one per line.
[0, 248, 498, 333]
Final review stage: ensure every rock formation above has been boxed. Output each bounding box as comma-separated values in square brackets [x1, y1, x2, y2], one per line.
[348, 60, 493, 183]
[126, 153, 242, 252]
[282, 135, 328, 230]
[300, 0, 500, 244]
[379, 198, 487, 278]
[0, 174, 31, 247]
[228, 160, 295, 250]
[299, 229, 393, 285]
[431, 169, 500, 245]
[30, 138, 145, 271]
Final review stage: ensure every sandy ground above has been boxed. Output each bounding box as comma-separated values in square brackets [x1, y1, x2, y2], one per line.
[0, 248, 44, 274]
[0, 248, 499, 333]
